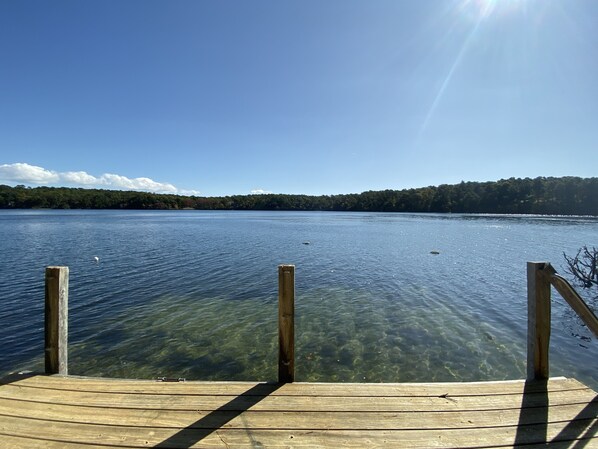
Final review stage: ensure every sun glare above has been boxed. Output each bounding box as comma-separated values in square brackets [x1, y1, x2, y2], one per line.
[418, 0, 531, 141]
[471, 0, 497, 19]
[460, 0, 527, 21]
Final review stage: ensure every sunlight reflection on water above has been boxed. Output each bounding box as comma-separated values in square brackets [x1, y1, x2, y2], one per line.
[0, 210, 596, 388]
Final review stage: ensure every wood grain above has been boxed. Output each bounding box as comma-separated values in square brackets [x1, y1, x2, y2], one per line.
[0, 375, 596, 448]
[527, 262, 551, 380]
[45, 266, 69, 375]
[278, 264, 295, 383]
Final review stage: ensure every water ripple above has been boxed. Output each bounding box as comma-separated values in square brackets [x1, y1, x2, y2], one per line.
[0, 210, 596, 389]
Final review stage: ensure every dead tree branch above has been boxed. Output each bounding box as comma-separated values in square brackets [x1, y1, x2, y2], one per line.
[563, 246, 598, 290]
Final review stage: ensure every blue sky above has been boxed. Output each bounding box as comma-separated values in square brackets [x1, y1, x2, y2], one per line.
[1, 0, 596, 196]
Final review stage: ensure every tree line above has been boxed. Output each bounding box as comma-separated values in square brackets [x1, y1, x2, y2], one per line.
[1, 176, 597, 215]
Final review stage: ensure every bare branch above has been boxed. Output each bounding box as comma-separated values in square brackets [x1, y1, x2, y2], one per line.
[564, 246, 598, 289]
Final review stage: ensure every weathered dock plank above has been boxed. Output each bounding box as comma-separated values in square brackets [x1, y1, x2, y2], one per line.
[1, 416, 597, 448]
[0, 374, 596, 448]
[7, 374, 588, 395]
[1, 395, 597, 430]
[1, 381, 595, 412]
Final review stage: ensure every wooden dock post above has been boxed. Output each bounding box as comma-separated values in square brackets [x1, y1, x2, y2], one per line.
[527, 262, 551, 380]
[45, 266, 69, 375]
[278, 264, 295, 383]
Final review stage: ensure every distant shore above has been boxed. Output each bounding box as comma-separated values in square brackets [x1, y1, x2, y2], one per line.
[1, 176, 597, 215]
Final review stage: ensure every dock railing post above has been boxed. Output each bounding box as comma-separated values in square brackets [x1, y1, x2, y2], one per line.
[278, 264, 295, 383]
[527, 262, 551, 381]
[45, 266, 69, 375]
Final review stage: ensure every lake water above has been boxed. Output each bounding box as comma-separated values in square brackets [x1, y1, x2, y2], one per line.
[0, 210, 596, 389]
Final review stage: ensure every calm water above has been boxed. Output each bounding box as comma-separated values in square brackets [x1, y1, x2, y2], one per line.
[0, 210, 596, 388]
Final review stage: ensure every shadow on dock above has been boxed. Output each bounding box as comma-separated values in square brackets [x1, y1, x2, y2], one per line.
[514, 380, 598, 447]
[548, 397, 598, 448]
[0, 372, 38, 387]
[153, 382, 281, 448]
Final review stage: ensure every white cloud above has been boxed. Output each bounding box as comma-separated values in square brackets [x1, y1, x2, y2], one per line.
[98, 173, 178, 194]
[178, 189, 202, 196]
[250, 189, 271, 195]
[0, 163, 60, 184]
[0, 163, 200, 195]
[61, 171, 98, 185]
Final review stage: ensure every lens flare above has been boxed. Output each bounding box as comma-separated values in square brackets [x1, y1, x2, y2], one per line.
[468, 0, 497, 19]
[460, 0, 526, 21]
[417, 0, 529, 141]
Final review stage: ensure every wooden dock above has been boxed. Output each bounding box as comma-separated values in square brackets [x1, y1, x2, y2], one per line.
[1, 373, 596, 448]
[1, 262, 597, 447]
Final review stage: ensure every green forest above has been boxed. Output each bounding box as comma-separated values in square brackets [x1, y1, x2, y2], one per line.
[1, 176, 597, 215]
